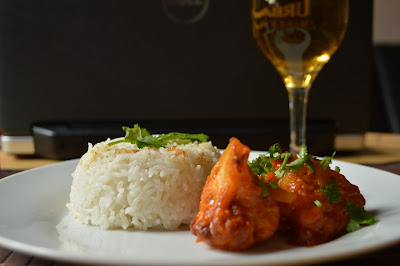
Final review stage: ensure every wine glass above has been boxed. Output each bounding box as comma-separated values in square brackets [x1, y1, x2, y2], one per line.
[251, 0, 348, 153]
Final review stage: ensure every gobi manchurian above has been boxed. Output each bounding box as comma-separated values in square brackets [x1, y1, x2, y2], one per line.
[190, 138, 280, 251]
[192, 139, 378, 251]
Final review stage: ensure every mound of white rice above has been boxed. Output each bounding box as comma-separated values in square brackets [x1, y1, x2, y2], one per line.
[66, 138, 220, 230]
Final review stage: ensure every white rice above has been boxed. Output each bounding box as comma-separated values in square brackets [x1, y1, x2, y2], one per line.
[66, 138, 220, 230]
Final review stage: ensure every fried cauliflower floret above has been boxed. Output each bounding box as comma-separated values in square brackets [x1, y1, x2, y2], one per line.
[264, 154, 365, 246]
[190, 138, 280, 251]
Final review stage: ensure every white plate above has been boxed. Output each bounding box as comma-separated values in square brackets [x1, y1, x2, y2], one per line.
[1, 152, 400, 265]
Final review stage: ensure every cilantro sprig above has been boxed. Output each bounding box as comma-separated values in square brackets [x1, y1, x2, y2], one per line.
[108, 124, 209, 148]
[314, 200, 323, 208]
[319, 180, 378, 232]
[258, 174, 270, 196]
[345, 202, 379, 232]
[273, 145, 315, 178]
[249, 143, 318, 195]
[320, 179, 341, 204]
[248, 143, 284, 177]
[320, 151, 336, 171]
[286, 145, 315, 173]
[257, 174, 279, 196]
[249, 143, 317, 179]
[249, 143, 378, 232]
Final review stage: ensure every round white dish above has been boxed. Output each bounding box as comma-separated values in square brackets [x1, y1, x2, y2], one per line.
[0, 152, 400, 265]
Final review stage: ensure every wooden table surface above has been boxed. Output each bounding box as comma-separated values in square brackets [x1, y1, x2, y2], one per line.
[2, 132, 400, 170]
[1, 131, 400, 265]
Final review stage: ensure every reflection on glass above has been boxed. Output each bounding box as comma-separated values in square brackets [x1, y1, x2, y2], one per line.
[252, 0, 348, 153]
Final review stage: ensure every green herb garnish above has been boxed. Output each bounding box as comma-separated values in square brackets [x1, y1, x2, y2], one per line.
[320, 179, 341, 204]
[256, 176, 279, 197]
[298, 145, 315, 173]
[250, 143, 378, 231]
[345, 202, 379, 232]
[269, 143, 283, 158]
[268, 180, 279, 189]
[258, 174, 270, 196]
[248, 144, 281, 177]
[249, 144, 315, 179]
[275, 152, 292, 178]
[314, 200, 323, 208]
[284, 145, 315, 174]
[346, 219, 361, 232]
[320, 151, 336, 171]
[108, 124, 209, 148]
[250, 144, 283, 196]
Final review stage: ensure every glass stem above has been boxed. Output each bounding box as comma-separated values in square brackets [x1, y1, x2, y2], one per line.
[287, 86, 310, 154]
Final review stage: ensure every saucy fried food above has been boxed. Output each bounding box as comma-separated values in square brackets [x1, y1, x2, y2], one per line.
[258, 146, 367, 246]
[192, 139, 377, 251]
[190, 138, 280, 251]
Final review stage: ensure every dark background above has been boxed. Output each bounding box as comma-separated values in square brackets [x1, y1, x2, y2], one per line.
[0, 0, 397, 158]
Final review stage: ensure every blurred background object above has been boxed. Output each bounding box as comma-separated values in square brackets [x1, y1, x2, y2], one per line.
[0, 0, 396, 159]
[251, 0, 350, 154]
[371, 0, 400, 133]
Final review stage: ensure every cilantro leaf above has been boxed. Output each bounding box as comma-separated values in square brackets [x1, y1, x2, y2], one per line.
[346, 219, 360, 232]
[268, 180, 279, 189]
[249, 154, 275, 176]
[314, 200, 323, 208]
[108, 124, 150, 146]
[256, 175, 279, 197]
[108, 124, 209, 148]
[269, 143, 283, 158]
[248, 156, 265, 176]
[299, 146, 315, 173]
[275, 152, 292, 178]
[320, 151, 336, 171]
[157, 132, 209, 144]
[136, 135, 164, 149]
[258, 174, 270, 196]
[345, 202, 378, 232]
[286, 157, 305, 172]
[283, 146, 314, 174]
[250, 144, 315, 179]
[320, 179, 341, 204]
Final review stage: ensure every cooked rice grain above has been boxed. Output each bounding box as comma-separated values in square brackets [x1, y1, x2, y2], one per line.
[66, 139, 220, 230]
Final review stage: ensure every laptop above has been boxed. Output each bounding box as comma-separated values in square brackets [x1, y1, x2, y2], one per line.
[0, 0, 373, 159]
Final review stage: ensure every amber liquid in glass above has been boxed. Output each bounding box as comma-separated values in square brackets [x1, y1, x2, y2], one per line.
[251, 0, 348, 152]
[252, 0, 348, 89]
